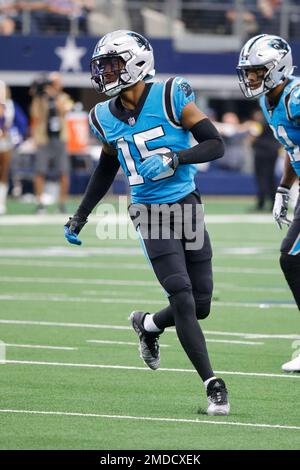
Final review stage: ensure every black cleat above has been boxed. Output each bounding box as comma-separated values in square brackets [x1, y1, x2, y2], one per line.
[129, 311, 162, 370]
[206, 378, 230, 416]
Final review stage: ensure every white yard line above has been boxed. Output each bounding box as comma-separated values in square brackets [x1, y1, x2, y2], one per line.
[204, 330, 300, 340]
[0, 214, 274, 225]
[0, 237, 103, 243]
[0, 255, 282, 274]
[0, 245, 278, 258]
[0, 319, 133, 330]
[0, 258, 282, 274]
[4, 360, 300, 380]
[216, 283, 288, 293]
[0, 248, 142, 257]
[0, 246, 278, 263]
[0, 408, 299, 431]
[4, 343, 76, 351]
[206, 339, 263, 345]
[0, 276, 157, 287]
[214, 267, 280, 275]
[214, 301, 294, 309]
[0, 215, 118, 225]
[0, 293, 294, 309]
[87, 340, 170, 348]
[0, 293, 166, 305]
[0, 260, 149, 270]
[0, 319, 298, 340]
[0, 275, 287, 294]
[86, 339, 262, 347]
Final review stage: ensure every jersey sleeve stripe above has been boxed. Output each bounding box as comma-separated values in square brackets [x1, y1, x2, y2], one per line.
[284, 84, 300, 121]
[89, 106, 107, 141]
[164, 77, 181, 128]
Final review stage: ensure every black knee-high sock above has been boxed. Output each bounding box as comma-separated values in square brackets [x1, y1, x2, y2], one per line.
[167, 289, 214, 382]
[280, 253, 300, 310]
[153, 305, 174, 329]
[153, 301, 211, 329]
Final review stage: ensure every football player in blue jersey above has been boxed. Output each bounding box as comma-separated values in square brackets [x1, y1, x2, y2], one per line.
[237, 34, 300, 372]
[65, 30, 230, 414]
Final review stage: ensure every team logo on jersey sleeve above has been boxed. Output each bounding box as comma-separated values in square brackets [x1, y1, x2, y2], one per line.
[179, 81, 193, 97]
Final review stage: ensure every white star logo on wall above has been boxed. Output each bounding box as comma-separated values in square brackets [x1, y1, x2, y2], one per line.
[55, 36, 87, 72]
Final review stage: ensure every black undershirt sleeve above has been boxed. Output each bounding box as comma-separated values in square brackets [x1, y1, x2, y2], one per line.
[176, 118, 225, 164]
[76, 150, 120, 219]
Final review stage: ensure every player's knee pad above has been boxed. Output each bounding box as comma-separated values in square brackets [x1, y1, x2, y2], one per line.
[161, 273, 192, 296]
[195, 300, 211, 320]
[169, 288, 195, 317]
[280, 252, 300, 275]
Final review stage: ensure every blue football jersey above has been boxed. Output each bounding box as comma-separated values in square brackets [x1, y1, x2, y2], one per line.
[259, 76, 300, 176]
[89, 77, 197, 203]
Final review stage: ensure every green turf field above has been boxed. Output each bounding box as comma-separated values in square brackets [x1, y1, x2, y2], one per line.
[0, 196, 300, 450]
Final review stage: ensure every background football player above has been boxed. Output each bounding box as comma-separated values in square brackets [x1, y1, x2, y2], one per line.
[64, 30, 230, 415]
[0, 81, 14, 215]
[237, 34, 300, 372]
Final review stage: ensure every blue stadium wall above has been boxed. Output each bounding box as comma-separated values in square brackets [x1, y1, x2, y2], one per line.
[2, 36, 299, 74]
[1, 36, 238, 74]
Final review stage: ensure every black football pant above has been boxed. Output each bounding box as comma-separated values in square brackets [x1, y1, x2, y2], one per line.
[129, 191, 214, 382]
[280, 194, 300, 310]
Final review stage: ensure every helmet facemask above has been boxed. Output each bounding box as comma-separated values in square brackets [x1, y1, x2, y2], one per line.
[90, 55, 131, 97]
[237, 63, 276, 99]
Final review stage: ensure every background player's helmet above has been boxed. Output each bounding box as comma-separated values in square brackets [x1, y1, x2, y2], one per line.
[90, 30, 155, 98]
[237, 34, 294, 99]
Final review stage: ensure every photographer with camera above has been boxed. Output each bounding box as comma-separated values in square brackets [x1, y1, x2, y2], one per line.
[30, 72, 73, 213]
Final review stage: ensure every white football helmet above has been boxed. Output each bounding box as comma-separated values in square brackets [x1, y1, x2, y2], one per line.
[237, 34, 294, 99]
[90, 30, 155, 98]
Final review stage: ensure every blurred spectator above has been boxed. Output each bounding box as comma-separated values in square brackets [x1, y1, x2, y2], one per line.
[225, 0, 258, 36]
[18, 1, 48, 34]
[9, 100, 28, 198]
[76, 0, 93, 33]
[126, 0, 145, 33]
[30, 72, 73, 213]
[43, 0, 92, 33]
[182, 0, 229, 34]
[256, 0, 282, 35]
[0, 0, 18, 34]
[213, 112, 254, 172]
[15, 0, 93, 34]
[180, 0, 259, 36]
[17, 0, 88, 34]
[289, 0, 300, 38]
[0, 80, 15, 214]
[249, 109, 281, 211]
[11, 101, 28, 146]
[44, 0, 76, 32]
